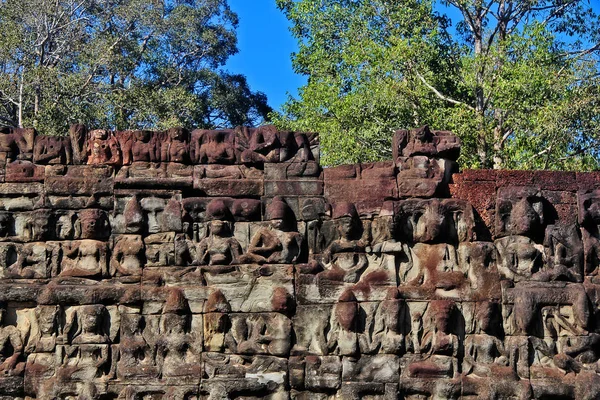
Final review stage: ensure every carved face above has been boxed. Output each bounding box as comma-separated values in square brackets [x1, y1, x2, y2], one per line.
[80, 210, 107, 239]
[269, 218, 285, 230]
[135, 130, 151, 143]
[209, 220, 229, 236]
[91, 130, 108, 140]
[164, 313, 186, 334]
[336, 216, 358, 240]
[141, 197, 165, 234]
[0, 214, 11, 237]
[57, 214, 74, 239]
[31, 212, 50, 241]
[36, 306, 58, 335]
[121, 314, 143, 336]
[81, 306, 102, 333]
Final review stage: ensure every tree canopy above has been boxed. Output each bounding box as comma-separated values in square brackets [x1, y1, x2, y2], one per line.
[273, 0, 600, 170]
[0, 0, 271, 135]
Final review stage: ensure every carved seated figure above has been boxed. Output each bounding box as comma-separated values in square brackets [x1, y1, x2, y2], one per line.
[111, 235, 144, 277]
[33, 135, 72, 165]
[463, 302, 508, 377]
[240, 125, 281, 163]
[24, 305, 60, 394]
[193, 130, 236, 164]
[7, 242, 58, 279]
[533, 224, 584, 283]
[408, 300, 459, 378]
[278, 130, 313, 162]
[318, 202, 368, 283]
[196, 200, 242, 269]
[203, 290, 235, 353]
[359, 289, 405, 354]
[60, 305, 109, 382]
[60, 240, 108, 278]
[87, 129, 121, 166]
[327, 290, 358, 356]
[240, 198, 302, 264]
[161, 127, 189, 163]
[0, 127, 34, 163]
[232, 312, 292, 357]
[0, 305, 25, 376]
[156, 290, 200, 379]
[118, 314, 158, 379]
[130, 130, 158, 163]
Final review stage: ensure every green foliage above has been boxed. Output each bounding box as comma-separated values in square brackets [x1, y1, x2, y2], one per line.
[0, 0, 271, 135]
[274, 0, 600, 170]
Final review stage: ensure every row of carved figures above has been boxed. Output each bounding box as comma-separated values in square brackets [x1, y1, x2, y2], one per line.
[0, 125, 317, 166]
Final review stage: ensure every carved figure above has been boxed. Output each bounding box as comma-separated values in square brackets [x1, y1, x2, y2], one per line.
[60, 240, 108, 278]
[34, 135, 72, 164]
[318, 202, 368, 283]
[196, 200, 242, 268]
[192, 130, 236, 164]
[408, 300, 459, 378]
[87, 129, 121, 165]
[117, 314, 158, 379]
[156, 290, 200, 378]
[240, 198, 302, 264]
[111, 235, 144, 276]
[463, 302, 508, 377]
[161, 127, 189, 163]
[0, 304, 25, 376]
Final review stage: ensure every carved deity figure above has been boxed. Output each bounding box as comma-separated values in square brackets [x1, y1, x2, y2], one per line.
[327, 290, 358, 356]
[60, 240, 108, 278]
[359, 289, 406, 354]
[240, 125, 281, 163]
[131, 130, 158, 163]
[0, 305, 25, 376]
[34, 136, 72, 165]
[111, 235, 144, 276]
[535, 224, 584, 282]
[161, 127, 189, 163]
[60, 305, 110, 382]
[25, 305, 61, 397]
[193, 130, 236, 164]
[318, 202, 367, 283]
[203, 290, 235, 353]
[87, 129, 121, 166]
[463, 302, 508, 377]
[408, 300, 459, 378]
[278, 130, 313, 162]
[196, 200, 242, 268]
[7, 242, 57, 279]
[118, 313, 158, 379]
[156, 290, 200, 378]
[240, 198, 302, 264]
[27, 305, 59, 353]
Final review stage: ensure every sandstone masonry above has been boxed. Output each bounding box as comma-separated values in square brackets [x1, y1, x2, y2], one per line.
[0, 124, 596, 399]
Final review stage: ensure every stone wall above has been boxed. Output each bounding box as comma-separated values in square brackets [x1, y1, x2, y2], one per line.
[0, 124, 598, 399]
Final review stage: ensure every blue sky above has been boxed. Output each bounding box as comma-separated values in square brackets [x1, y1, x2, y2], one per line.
[226, 1, 600, 112]
[226, 0, 305, 111]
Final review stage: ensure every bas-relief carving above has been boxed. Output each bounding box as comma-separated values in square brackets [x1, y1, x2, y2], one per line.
[0, 125, 597, 398]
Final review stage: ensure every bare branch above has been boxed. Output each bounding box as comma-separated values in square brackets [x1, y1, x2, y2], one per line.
[414, 69, 476, 111]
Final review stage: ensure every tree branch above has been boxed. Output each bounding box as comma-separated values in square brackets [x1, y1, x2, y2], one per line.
[414, 69, 476, 111]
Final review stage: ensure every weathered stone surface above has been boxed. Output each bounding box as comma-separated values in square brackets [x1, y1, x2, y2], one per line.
[0, 124, 594, 398]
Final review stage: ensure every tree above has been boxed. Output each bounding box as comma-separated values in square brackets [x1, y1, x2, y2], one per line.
[0, 0, 271, 135]
[274, 0, 600, 170]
